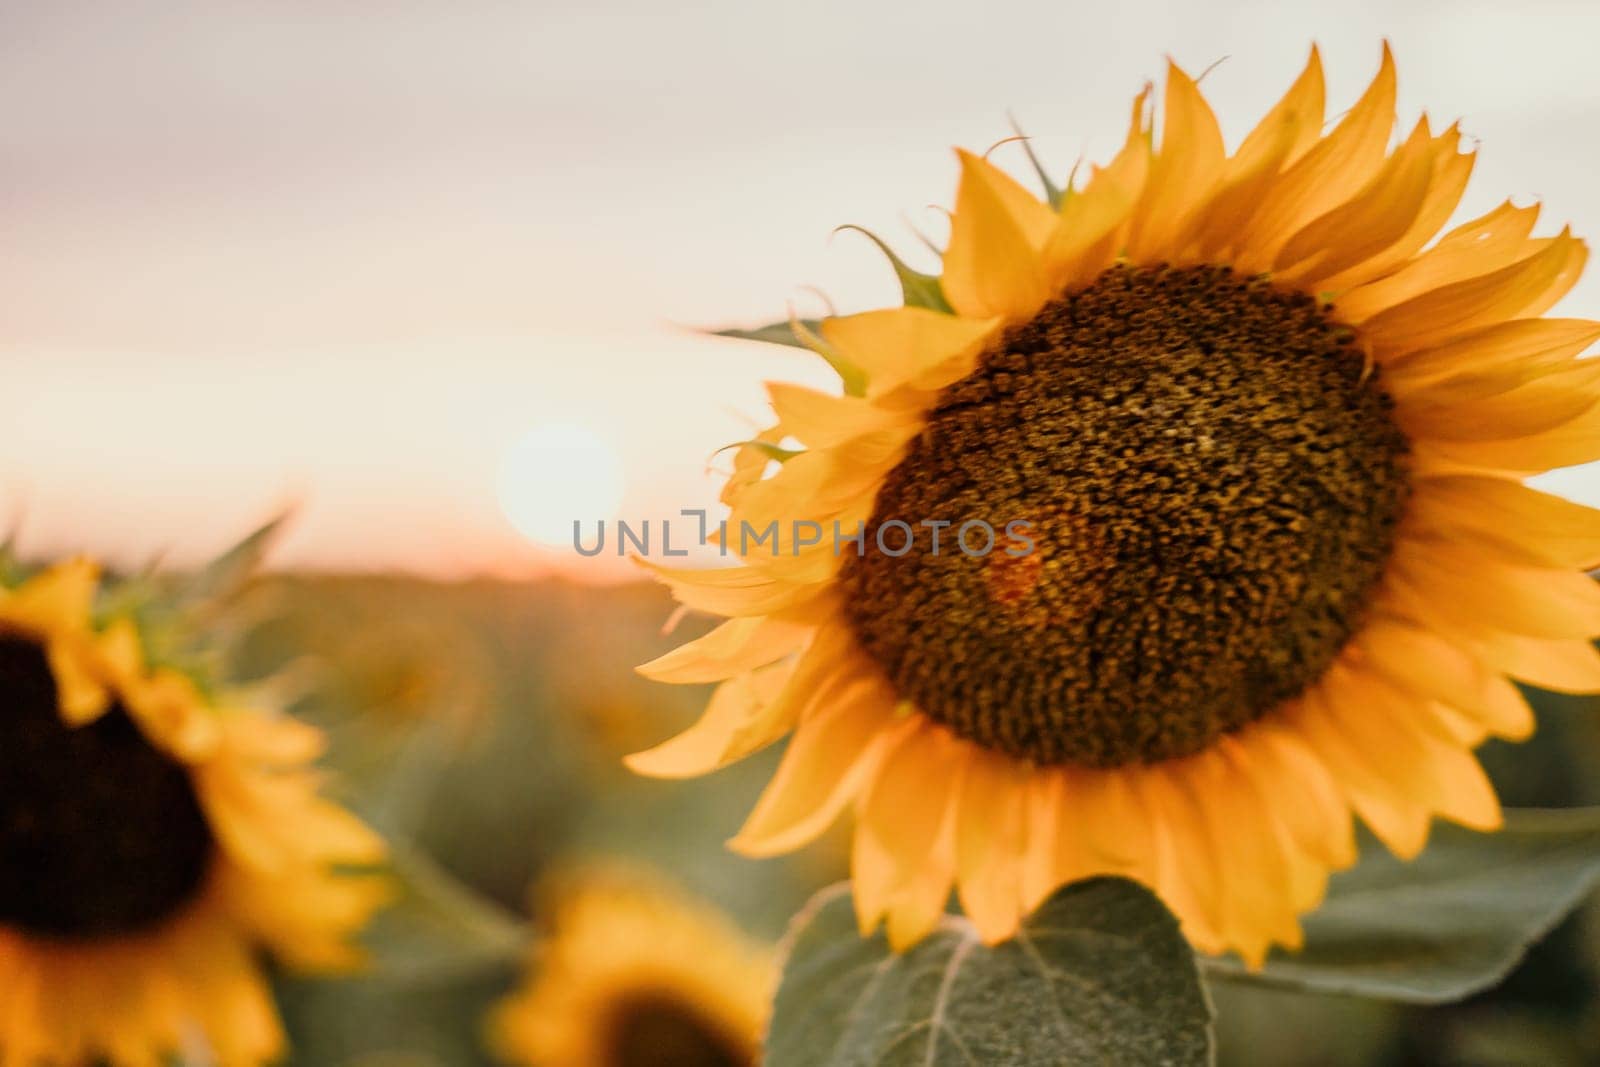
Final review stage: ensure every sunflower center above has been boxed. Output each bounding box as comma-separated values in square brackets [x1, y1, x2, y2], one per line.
[604, 993, 751, 1067]
[839, 264, 1409, 768]
[0, 634, 214, 938]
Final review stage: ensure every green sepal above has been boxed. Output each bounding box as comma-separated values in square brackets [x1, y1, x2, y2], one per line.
[834, 224, 954, 313]
[712, 439, 802, 465]
[1008, 114, 1065, 210]
[714, 315, 867, 396]
[713, 319, 823, 349]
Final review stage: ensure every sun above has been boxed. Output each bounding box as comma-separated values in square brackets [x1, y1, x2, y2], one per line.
[497, 422, 626, 550]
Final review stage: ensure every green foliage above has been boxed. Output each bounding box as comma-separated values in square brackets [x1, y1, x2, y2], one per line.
[834, 224, 953, 312]
[174, 510, 293, 608]
[714, 319, 824, 348]
[363, 846, 529, 985]
[766, 878, 1214, 1067]
[1206, 808, 1600, 1004]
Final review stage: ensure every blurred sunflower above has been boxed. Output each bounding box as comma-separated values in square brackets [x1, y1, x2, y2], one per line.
[488, 868, 771, 1067]
[630, 45, 1600, 967]
[0, 559, 388, 1066]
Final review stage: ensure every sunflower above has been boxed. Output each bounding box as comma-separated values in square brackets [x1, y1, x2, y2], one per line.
[0, 559, 388, 1066]
[487, 868, 771, 1067]
[628, 45, 1600, 967]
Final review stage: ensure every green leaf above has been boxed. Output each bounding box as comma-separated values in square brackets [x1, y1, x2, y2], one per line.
[715, 319, 825, 348]
[180, 510, 293, 607]
[767, 878, 1214, 1067]
[835, 224, 953, 313]
[365, 845, 530, 985]
[1205, 807, 1600, 1004]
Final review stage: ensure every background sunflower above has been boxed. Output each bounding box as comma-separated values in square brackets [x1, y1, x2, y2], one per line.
[0, 557, 386, 1066]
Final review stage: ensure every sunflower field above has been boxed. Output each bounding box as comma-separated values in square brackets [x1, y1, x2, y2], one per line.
[9, 5, 1600, 1066]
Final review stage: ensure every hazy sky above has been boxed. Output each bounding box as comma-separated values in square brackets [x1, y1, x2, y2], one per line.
[6, 1, 1600, 577]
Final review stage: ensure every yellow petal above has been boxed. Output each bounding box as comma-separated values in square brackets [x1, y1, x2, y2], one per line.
[1314, 663, 1503, 839]
[728, 672, 896, 857]
[1192, 47, 1325, 259]
[1415, 401, 1600, 471]
[1385, 319, 1600, 399]
[1408, 474, 1600, 570]
[625, 658, 798, 778]
[821, 306, 1000, 399]
[1041, 149, 1146, 291]
[850, 814, 900, 937]
[1486, 633, 1600, 694]
[1074, 766, 1154, 876]
[1202, 743, 1301, 967]
[1289, 685, 1432, 858]
[46, 639, 111, 726]
[1312, 122, 1476, 293]
[1138, 765, 1226, 952]
[2, 557, 99, 633]
[637, 614, 813, 684]
[1273, 117, 1441, 288]
[764, 381, 916, 449]
[219, 709, 328, 767]
[1243, 724, 1355, 868]
[1234, 43, 1397, 271]
[1390, 539, 1600, 639]
[1359, 232, 1586, 354]
[124, 668, 224, 760]
[883, 808, 959, 951]
[1398, 364, 1600, 443]
[718, 424, 784, 509]
[858, 720, 963, 888]
[1357, 617, 1519, 732]
[1126, 60, 1225, 261]
[641, 560, 822, 618]
[1334, 201, 1539, 325]
[1021, 768, 1070, 908]
[954, 749, 1028, 944]
[941, 149, 1053, 321]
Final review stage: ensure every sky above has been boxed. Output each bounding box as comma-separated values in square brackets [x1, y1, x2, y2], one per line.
[5, 0, 1600, 580]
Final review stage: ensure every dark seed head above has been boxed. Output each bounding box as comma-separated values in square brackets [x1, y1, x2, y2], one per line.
[840, 265, 1409, 768]
[0, 633, 214, 938]
[604, 993, 751, 1067]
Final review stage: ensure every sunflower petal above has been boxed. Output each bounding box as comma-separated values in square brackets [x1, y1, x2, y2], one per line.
[1313, 122, 1476, 293]
[1334, 200, 1543, 324]
[624, 660, 798, 778]
[728, 673, 896, 857]
[1274, 117, 1440, 287]
[1407, 474, 1600, 570]
[942, 149, 1054, 320]
[1234, 43, 1397, 270]
[1192, 47, 1324, 259]
[1358, 232, 1587, 353]
[820, 306, 1000, 399]
[764, 382, 917, 450]
[636, 614, 813, 684]
[954, 750, 1029, 943]
[1126, 60, 1225, 261]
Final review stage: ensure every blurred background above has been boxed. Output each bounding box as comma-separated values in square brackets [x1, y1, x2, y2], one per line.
[7, 1, 1600, 1064]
